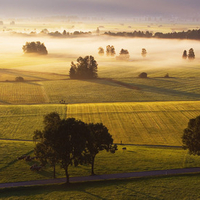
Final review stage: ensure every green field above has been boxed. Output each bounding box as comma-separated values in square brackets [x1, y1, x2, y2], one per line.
[1, 141, 200, 184]
[0, 101, 200, 145]
[1, 174, 200, 200]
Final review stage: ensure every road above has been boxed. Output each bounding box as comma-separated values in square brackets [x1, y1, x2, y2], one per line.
[0, 167, 200, 189]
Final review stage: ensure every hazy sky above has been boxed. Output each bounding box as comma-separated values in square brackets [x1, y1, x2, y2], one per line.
[0, 0, 199, 18]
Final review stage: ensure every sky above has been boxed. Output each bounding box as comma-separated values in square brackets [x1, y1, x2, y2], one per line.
[0, 0, 199, 18]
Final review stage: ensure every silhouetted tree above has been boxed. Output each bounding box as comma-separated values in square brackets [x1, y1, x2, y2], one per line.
[141, 48, 147, 57]
[33, 112, 61, 179]
[22, 41, 48, 55]
[69, 56, 98, 79]
[182, 50, 187, 59]
[85, 123, 115, 175]
[33, 112, 89, 184]
[98, 47, 104, 55]
[106, 45, 116, 56]
[182, 115, 200, 156]
[188, 48, 195, 60]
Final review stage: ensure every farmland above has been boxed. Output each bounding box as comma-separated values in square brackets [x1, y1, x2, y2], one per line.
[1, 24, 200, 199]
[0, 101, 200, 145]
[2, 174, 200, 200]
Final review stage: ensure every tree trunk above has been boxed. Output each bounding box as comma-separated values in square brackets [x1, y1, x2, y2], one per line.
[65, 167, 70, 184]
[53, 165, 56, 179]
[91, 156, 96, 176]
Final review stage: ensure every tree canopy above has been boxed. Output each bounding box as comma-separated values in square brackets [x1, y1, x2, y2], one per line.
[33, 112, 88, 183]
[188, 48, 195, 60]
[22, 41, 48, 55]
[69, 55, 98, 79]
[141, 48, 147, 57]
[106, 45, 116, 56]
[182, 50, 187, 59]
[182, 115, 200, 155]
[85, 123, 115, 175]
[98, 47, 104, 55]
[33, 112, 116, 183]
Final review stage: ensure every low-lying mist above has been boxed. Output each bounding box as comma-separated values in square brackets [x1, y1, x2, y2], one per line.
[0, 34, 200, 75]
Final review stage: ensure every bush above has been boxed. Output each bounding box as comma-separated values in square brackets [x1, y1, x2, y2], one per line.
[164, 73, 169, 78]
[138, 72, 147, 78]
[15, 77, 24, 82]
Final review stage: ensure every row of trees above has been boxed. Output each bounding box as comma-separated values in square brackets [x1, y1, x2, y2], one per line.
[104, 29, 200, 40]
[33, 112, 116, 184]
[98, 46, 147, 59]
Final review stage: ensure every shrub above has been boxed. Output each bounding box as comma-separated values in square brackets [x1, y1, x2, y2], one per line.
[138, 72, 147, 78]
[15, 77, 24, 82]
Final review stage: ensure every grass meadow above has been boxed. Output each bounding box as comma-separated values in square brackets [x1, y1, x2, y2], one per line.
[0, 101, 200, 144]
[2, 174, 200, 200]
[1, 141, 200, 184]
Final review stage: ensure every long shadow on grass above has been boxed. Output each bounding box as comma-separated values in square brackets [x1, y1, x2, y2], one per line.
[0, 69, 49, 81]
[127, 79, 200, 99]
[78, 78, 140, 90]
[0, 99, 11, 104]
[0, 150, 34, 172]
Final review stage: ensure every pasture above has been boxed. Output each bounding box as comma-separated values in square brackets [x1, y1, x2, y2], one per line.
[2, 173, 200, 200]
[1, 141, 200, 184]
[0, 101, 200, 145]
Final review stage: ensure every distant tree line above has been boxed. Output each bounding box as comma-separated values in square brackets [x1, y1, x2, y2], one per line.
[104, 29, 200, 40]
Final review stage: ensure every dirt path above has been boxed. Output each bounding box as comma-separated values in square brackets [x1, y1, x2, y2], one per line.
[1, 167, 200, 189]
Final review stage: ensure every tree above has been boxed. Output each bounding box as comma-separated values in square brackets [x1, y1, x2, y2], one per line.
[188, 48, 195, 60]
[182, 116, 200, 155]
[98, 47, 104, 55]
[116, 49, 130, 60]
[33, 112, 89, 184]
[86, 123, 115, 175]
[106, 45, 116, 56]
[33, 112, 61, 179]
[55, 118, 88, 184]
[69, 55, 98, 79]
[22, 41, 48, 55]
[182, 50, 187, 59]
[141, 48, 147, 57]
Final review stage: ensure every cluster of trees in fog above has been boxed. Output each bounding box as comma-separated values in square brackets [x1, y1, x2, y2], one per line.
[182, 48, 195, 60]
[105, 29, 200, 40]
[69, 56, 98, 79]
[22, 41, 48, 55]
[33, 112, 117, 183]
[99, 45, 147, 60]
